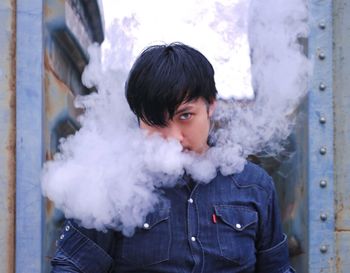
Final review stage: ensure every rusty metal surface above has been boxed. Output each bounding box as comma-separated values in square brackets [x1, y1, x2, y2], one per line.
[0, 1, 16, 273]
[42, 1, 104, 271]
[80, 0, 104, 43]
[43, 62, 79, 273]
[46, 0, 95, 74]
[43, 4, 82, 270]
[334, 0, 350, 271]
[334, 0, 350, 231]
[335, 232, 350, 273]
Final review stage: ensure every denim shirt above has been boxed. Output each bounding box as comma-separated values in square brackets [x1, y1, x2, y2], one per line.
[51, 162, 295, 273]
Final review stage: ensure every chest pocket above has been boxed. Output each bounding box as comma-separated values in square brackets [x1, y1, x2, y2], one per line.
[121, 210, 171, 267]
[214, 205, 258, 265]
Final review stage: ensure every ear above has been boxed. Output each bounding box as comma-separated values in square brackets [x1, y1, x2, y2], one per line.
[208, 100, 217, 117]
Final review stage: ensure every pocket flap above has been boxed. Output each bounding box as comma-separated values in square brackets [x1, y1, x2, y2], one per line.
[214, 205, 258, 231]
[143, 209, 170, 230]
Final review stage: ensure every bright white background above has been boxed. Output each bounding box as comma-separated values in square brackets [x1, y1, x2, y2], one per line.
[100, 0, 254, 99]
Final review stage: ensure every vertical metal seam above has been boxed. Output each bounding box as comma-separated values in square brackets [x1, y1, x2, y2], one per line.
[308, 0, 335, 272]
[15, 0, 44, 272]
[9, 1, 17, 273]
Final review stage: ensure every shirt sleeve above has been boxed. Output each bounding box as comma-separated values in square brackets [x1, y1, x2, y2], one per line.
[50, 220, 115, 273]
[255, 176, 295, 273]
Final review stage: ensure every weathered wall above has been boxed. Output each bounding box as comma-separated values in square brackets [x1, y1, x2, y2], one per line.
[334, 0, 350, 272]
[0, 0, 104, 272]
[1, 1, 350, 272]
[0, 1, 16, 273]
[42, 1, 104, 272]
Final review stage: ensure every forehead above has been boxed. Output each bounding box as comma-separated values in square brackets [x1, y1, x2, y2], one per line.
[175, 98, 206, 112]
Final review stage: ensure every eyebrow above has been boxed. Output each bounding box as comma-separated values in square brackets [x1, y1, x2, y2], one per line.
[175, 105, 195, 115]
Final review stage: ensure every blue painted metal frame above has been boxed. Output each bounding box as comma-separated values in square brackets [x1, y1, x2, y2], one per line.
[16, 0, 44, 272]
[308, 0, 335, 272]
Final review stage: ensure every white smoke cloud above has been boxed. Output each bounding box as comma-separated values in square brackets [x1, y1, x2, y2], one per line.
[41, 0, 310, 236]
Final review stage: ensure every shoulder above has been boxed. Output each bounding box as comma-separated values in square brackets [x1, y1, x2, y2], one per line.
[68, 220, 118, 252]
[230, 161, 275, 197]
[51, 219, 116, 273]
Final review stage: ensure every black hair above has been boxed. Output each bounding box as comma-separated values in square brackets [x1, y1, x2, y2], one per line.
[125, 42, 218, 127]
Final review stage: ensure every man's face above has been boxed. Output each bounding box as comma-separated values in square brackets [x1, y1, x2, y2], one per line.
[140, 98, 216, 154]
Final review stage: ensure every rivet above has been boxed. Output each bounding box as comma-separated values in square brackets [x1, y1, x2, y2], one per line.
[236, 223, 242, 229]
[320, 245, 328, 253]
[318, 51, 326, 60]
[319, 82, 327, 91]
[143, 223, 150, 229]
[320, 180, 327, 188]
[319, 21, 326, 29]
[319, 116, 326, 124]
[320, 213, 327, 221]
[320, 147, 327, 155]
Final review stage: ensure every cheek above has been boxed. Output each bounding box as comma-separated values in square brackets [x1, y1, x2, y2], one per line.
[186, 119, 210, 143]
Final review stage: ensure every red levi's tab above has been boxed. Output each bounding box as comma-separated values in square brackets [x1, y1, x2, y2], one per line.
[212, 214, 217, 224]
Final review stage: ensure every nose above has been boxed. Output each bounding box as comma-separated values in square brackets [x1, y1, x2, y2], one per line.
[163, 123, 184, 144]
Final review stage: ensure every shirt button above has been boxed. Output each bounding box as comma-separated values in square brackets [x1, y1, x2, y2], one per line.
[236, 223, 242, 229]
[60, 234, 64, 240]
[65, 225, 70, 231]
[143, 223, 150, 229]
[191, 236, 196, 242]
[188, 198, 194, 204]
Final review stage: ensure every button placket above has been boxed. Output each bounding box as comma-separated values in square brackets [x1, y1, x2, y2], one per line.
[187, 193, 197, 243]
[186, 184, 203, 272]
[187, 194, 199, 247]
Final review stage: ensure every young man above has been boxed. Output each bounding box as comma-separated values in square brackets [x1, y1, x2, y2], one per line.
[51, 43, 294, 273]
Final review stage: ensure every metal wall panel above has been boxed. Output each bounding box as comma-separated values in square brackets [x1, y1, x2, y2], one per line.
[272, 1, 336, 272]
[0, 1, 16, 273]
[13, 0, 104, 271]
[333, 0, 350, 271]
[42, 1, 104, 272]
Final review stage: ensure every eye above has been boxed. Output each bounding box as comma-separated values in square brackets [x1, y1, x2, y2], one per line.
[179, 113, 192, 120]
